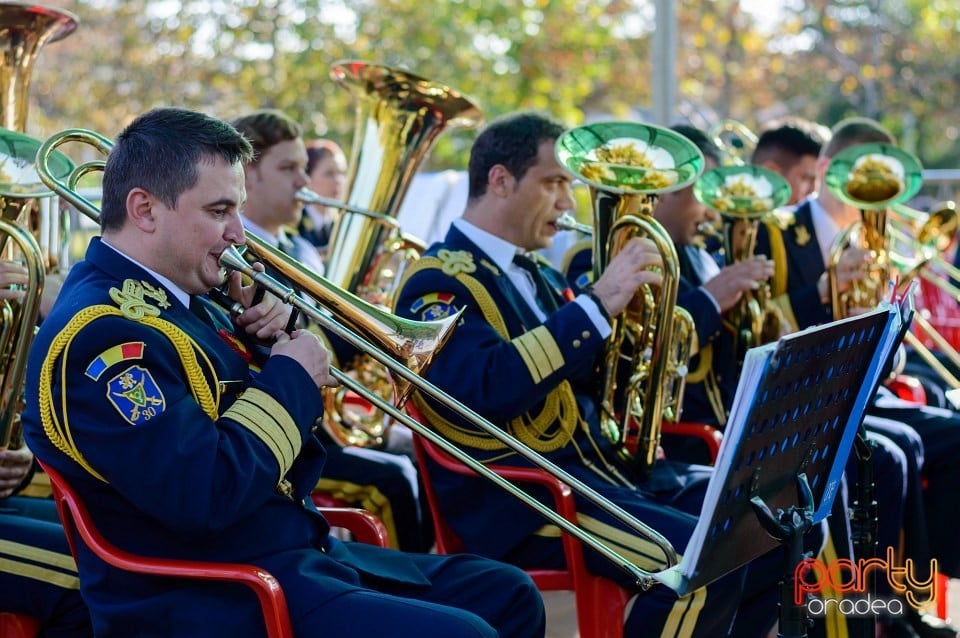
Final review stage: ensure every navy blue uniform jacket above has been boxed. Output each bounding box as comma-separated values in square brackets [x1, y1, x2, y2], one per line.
[23, 238, 429, 637]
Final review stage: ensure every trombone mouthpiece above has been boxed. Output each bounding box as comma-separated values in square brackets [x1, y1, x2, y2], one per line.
[218, 245, 253, 276]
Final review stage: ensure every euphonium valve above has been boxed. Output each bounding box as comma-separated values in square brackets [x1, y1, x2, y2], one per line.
[555, 122, 704, 477]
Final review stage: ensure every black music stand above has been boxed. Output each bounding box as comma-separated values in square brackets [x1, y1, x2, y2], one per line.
[654, 299, 908, 637]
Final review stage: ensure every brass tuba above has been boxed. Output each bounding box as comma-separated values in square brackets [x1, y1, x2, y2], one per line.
[693, 164, 792, 365]
[555, 122, 702, 477]
[315, 61, 482, 448]
[323, 60, 482, 300]
[0, 2, 77, 449]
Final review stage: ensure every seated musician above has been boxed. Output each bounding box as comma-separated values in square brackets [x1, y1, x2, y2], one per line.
[394, 110, 779, 637]
[298, 139, 347, 256]
[21, 107, 545, 638]
[755, 116, 960, 638]
[1, 446, 92, 638]
[0, 260, 92, 636]
[228, 108, 431, 552]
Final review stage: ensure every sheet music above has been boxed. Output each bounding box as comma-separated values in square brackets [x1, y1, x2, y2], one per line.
[655, 299, 907, 593]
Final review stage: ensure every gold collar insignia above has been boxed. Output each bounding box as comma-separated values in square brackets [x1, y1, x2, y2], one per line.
[109, 279, 170, 320]
[794, 225, 811, 247]
[437, 248, 476, 276]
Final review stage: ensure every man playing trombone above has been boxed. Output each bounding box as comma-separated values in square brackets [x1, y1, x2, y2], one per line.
[21, 107, 546, 638]
[394, 111, 770, 637]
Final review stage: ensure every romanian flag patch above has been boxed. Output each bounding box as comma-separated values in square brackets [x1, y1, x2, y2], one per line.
[85, 342, 145, 381]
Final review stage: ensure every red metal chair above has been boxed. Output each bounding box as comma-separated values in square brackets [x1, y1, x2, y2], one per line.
[38, 460, 389, 638]
[661, 421, 723, 463]
[0, 613, 39, 638]
[406, 404, 630, 638]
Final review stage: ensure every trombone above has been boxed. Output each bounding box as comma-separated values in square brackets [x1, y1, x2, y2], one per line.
[37, 127, 680, 590]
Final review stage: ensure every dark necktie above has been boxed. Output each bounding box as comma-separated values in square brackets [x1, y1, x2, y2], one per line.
[513, 252, 559, 314]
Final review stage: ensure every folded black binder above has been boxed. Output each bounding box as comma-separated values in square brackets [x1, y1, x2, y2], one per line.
[654, 293, 912, 596]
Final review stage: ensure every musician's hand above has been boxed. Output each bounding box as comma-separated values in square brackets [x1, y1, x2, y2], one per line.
[271, 329, 339, 389]
[702, 257, 775, 313]
[829, 246, 875, 294]
[40, 271, 66, 319]
[225, 270, 295, 339]
[591, 237, 664, 317]
[0, 446, 33, 499]
[0, 260, 28, 301]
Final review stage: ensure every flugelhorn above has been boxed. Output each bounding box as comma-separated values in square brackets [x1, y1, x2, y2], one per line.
[36, 126, 681, 590]
[555, 122, 702, 477]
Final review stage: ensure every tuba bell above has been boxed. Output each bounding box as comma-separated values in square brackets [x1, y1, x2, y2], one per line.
[314, 61, 482, 448]
[555, 122, 703, 477]
[323, 60, 483, 300]
[693, 164, 792, 366]
[824, 142, 923, 319]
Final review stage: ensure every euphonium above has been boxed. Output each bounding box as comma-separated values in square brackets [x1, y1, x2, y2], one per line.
[824, 142, 923, 319]
[0, 3, 77, 449]
[317, 61, 482, 448]
[36, 126, 682, 590]
[821, 144, 960, 390]
[0, 129, 74, 449]
[555, 122, 703, 477]
[693, 164, 792, 365]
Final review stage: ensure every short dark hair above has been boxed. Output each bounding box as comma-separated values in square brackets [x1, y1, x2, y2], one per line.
[467, 111, 566, 200]
[669, 124, 723, 166]
[752, 117, 830, 167]
[305, 139, 344, 176]
[822, 117, 894, 159]
[100, 107, 253, 231]
[230, 109, 302, 165]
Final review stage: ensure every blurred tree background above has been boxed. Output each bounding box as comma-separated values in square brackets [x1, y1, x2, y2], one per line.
[20, 0, 960, 171]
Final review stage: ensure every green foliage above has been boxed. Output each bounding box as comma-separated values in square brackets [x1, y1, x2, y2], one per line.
[18, 0, 960, 174]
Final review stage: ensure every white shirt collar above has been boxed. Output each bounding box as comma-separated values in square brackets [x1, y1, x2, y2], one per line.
[452, 218, 524, 271]
[806, 195, 842, 266]
[100, 238, 191, 309]
[241, 216, 279, 247]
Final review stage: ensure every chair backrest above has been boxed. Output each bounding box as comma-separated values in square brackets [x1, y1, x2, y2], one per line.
[38, 460, 294, 638]
[0, 612, 40, 638]
[405, 404, 628, 638]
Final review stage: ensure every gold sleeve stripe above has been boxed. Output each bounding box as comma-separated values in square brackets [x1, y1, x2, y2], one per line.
[313, 479, 399, 550]
[817, 533, 850, 638]
[222, 388, 302, 474]
[0, 557, 80, 590]
[576, 513, 675, 572]
[0, 539, 78, 572]
[514, 327, 564, 383]
[659, 585, 707, 638]
[765, 221, 789, 296]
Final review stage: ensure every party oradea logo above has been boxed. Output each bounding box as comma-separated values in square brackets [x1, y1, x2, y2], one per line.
[794, 547, 939, 618]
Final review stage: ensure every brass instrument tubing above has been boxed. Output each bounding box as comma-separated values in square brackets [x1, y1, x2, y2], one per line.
[220, 245, 677, 587]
